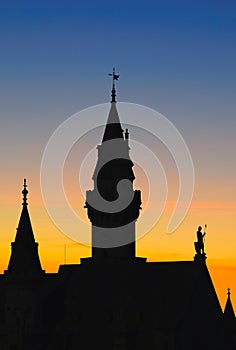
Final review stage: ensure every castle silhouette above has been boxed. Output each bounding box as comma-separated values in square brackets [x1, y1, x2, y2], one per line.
[0, 76, 235, 349]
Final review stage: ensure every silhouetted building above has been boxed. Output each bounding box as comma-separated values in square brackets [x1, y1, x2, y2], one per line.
[0, 76, 235, 349]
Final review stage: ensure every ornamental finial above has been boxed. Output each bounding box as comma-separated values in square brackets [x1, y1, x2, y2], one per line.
[108, 67, 119, 102]
[22, 178, 28, 206]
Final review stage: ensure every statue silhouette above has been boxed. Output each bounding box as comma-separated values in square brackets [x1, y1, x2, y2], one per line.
[194, 226, 206, 255]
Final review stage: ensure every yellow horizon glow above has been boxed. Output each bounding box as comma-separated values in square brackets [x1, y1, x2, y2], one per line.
[0, 193, 235, 311]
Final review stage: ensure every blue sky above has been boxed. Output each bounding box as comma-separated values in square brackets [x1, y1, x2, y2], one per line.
[0, 0, 235, 113]
[0, 0, 235, 212]
[0, 1, 235, 144]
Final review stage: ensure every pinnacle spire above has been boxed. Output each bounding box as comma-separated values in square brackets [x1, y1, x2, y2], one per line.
[102, 69, 123, 142]
[108, 67, 119, 103]
[102, 102, 124, 142]
[5, 180, 43, 277]
[224, 288, 235, 319]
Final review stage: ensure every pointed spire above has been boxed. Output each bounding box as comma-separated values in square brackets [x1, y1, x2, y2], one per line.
[102, 69, 124, 142]
[224, 288, 235, 319]
[102, 103, 124, 142]
[5, 180, 44, 277]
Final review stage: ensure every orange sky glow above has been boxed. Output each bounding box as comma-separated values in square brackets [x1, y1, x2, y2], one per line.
[0, 180, 235, 311]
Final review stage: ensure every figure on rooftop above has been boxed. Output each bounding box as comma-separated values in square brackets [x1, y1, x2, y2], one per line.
[194, 225, 207, 255]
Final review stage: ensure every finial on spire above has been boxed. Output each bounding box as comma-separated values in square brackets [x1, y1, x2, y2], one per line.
[228, 288, 231, 297]
[22, 178, 28, 206]
[108, 67, 119, 103]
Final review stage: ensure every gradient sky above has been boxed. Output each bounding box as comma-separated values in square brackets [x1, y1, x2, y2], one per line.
[0, 0, 236, 309]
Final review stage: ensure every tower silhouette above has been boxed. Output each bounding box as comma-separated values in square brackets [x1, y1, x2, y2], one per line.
[85, 71, 142, 260]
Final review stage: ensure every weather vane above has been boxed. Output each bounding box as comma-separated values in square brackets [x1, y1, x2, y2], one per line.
[108, 67, 119, 102]
[108, 67, 119, 84]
